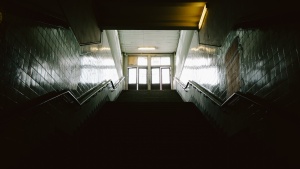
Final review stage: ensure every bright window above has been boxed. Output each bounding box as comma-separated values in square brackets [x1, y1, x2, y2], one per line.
[161, 57, 171, 65]
[151, 57, 170, 66]
[138, 57, 147, 66]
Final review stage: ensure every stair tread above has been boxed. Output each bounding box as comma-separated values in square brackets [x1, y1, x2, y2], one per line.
[71, 95, 226, 168]
[19, 90, 286, 169]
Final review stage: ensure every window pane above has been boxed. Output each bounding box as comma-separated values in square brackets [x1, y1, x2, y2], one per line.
[138, 57, 147, 66]
[151, 57, 160, 66]
[151, 68, 159, 84]
[161, 57, 170, 65]
[162, 69, 170, 84]
[139, 69, 147, 84]
[151, 57, 171, 66]
[128, 56, 138, 66]
[129, 68, 137, 84]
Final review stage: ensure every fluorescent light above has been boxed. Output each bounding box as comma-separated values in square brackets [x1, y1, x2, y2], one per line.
[138, 47, 156, 51]
[198, 4, 207, 29]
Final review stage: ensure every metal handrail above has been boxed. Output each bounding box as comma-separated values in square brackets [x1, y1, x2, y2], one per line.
[109, 76, 125, 90]
[175, 77, 222, 106]
[11, 77, 125, 113]
[175, 77, 268, 109]
[221, 91, 268, 109]
[175, 77, 191, 90]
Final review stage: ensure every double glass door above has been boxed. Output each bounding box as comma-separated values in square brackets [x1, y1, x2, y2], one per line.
[128, 67, 147, 90]
[128, 67, 171, 90]
[151, 67, 171, 90]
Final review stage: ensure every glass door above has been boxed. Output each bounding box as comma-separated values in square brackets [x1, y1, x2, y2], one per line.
[138, 68, 147, 90]
[128, 67, 148, 90]
[128, 67, 137, 90]
[161, 68, 171, 90]
[151, 67, 171, 90]
[151, 68, 160, 90]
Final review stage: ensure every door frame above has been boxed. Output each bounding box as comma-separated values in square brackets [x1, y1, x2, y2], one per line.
[124, 54, 174, 90]
[138, 67, 148, 90]
[150, 66, 172, 90]
[127, 67, 137, 90]
[127, 66, 148, 90]
[160, 67, 172, 90]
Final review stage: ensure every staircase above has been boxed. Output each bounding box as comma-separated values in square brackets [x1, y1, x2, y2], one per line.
[75, 90, 226, 168]
[115, 90, 183, 102]
[18, 90, 288, 169]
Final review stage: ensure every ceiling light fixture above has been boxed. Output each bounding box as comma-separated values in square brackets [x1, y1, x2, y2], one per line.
[138, 47, 156, 51]
[198, 4, 207, 30]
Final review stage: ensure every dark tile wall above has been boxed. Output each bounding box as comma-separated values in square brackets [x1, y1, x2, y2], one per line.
[180, 24, 300, 117]
[0, 17, 120, 112]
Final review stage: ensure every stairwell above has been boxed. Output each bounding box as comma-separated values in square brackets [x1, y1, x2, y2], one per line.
[17, 90, 288, 169]
[75, 90, 226, 168]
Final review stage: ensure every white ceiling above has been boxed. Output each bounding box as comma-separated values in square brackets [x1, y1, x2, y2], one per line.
[118, 30, 180, 54]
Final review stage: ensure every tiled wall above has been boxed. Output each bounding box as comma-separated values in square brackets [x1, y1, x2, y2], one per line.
[180, 25, 300, 117]
[178, 24, 300, 167]
[0, 16, 120, 113]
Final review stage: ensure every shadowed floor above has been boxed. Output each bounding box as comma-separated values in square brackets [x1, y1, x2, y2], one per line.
[18, 90, 288, 169]
[75, 101, 226, 168]
[115, 90, 183, 102]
